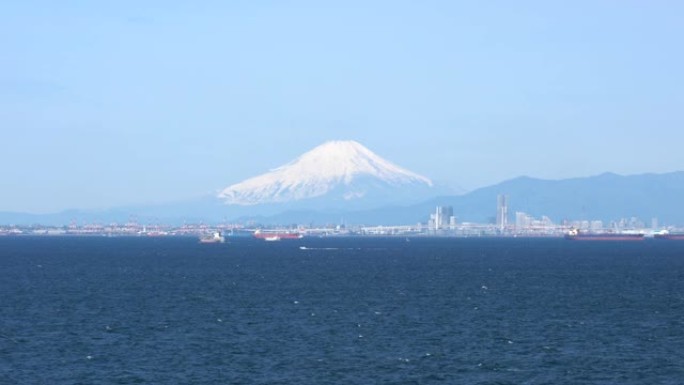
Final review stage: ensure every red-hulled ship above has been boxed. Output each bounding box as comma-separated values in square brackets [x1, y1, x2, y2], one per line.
[253, 229, 303, 240]
[564, 228, 644, 241]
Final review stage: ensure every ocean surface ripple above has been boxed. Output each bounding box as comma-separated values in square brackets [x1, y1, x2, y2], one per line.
[1, 236, 683, 384]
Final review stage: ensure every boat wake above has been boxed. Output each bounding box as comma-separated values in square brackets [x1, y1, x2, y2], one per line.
[299, 246, 389, 251]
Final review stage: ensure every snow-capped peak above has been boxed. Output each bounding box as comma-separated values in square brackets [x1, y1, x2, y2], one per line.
[218, 140, 433, 205]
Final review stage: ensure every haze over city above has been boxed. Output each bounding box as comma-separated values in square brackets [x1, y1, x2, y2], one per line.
[2, 1, 683, 213]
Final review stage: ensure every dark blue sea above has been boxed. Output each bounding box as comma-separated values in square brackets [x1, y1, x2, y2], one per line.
[2, 236, 684, 384]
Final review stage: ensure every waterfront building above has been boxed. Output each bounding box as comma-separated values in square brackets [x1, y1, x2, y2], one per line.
[496, 195, 508, 231]
[515, 211, 532, 229]
[434, 206, 454, 230]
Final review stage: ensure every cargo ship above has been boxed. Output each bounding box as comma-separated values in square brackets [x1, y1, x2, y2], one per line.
[653, 231, 684, 240]
[564, 228, 644, 241]
[253, 229, 303, 240]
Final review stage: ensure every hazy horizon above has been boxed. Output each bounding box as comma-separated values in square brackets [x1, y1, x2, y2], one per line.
[3, 1, 683, 213]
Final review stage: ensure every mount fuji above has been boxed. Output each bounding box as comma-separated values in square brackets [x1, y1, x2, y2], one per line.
[218, 140, 443, 211]
[0, 141, 450, 225]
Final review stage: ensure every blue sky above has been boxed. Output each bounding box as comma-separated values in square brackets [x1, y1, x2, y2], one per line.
[2, 1, 683, 213]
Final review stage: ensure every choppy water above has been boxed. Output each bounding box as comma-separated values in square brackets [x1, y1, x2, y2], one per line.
[1, 236, 684, 384]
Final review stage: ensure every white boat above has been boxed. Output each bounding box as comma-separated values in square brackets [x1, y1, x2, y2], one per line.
[199, 231, 225, 243]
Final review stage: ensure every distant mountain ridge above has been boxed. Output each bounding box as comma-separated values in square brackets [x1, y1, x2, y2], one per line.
[465, 171, 684, 225]
[226, 171, 684, 226]
[3, 170, 684, 227]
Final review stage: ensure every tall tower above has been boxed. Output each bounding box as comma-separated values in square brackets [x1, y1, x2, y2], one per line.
[435, 206, 454, 230]
[496, 194, 508, 231]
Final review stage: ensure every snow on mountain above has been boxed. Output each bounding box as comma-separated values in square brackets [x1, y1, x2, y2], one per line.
[218, 140, 434, 206]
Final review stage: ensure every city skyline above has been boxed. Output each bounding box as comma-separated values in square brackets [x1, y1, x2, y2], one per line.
[2, 169, 684, 228]
[2, 1, 683, 213]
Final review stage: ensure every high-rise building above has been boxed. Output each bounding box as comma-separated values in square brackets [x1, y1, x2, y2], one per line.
[515, 211, 531, 229]
[496, 195, 508, 230]
[435, 206, 454, 230]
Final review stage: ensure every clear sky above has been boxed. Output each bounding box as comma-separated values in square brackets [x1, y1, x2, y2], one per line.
[2, 1, 683, 213]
